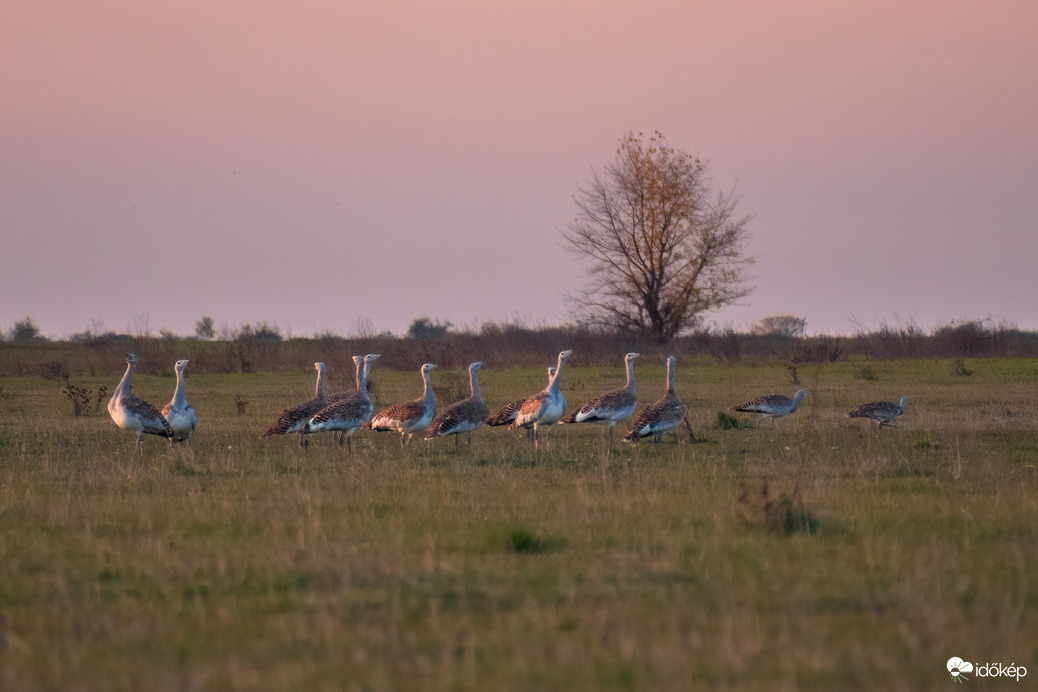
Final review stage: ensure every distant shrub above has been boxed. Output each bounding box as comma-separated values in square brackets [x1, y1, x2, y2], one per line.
[9, 315, 46, 343]
[407, 317, 452, 341]
[753, 314, 806, 338]
[793, 336, 844, 364]
[194, 316, 216, 340]
[233, 322, 283, 343]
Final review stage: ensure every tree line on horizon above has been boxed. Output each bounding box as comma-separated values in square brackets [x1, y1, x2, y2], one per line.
[4, 132, 1034, 357]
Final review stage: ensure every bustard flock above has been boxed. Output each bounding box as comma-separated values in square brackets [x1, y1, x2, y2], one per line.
[107, 351, 909, 451]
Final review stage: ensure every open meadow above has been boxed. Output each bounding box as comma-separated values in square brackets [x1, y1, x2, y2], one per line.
[1, 356, 1036, 690]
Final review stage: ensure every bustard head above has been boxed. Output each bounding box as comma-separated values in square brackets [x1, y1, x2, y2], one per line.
[422, 363, 437, 374]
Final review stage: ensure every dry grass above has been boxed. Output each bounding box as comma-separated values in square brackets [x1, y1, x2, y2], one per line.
[1, 357, 1036, 690]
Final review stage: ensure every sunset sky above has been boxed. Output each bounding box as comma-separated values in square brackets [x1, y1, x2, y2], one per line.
[3, 1, 1036, 340]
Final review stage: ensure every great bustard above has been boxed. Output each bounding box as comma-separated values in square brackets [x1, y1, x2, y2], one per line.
[732, 389, 809, 424]
[367, 363, 438, 446]
[848, 396, 909, 428]
[304, 354, 379, 450]
[512, 350, 572, 451]
[486, 366, 555, 439]
[560, 352, 639, 444]
[161, 359, 197, 443]
[425, 361, 489, 445]
[624, 355, 690, 444]
[260, 362, 328, 449]
[108, 353, 173, 448]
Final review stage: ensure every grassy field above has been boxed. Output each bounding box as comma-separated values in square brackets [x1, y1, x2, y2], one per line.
[1, 357, 1036, 690]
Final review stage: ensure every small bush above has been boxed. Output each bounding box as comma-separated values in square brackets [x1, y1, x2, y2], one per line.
[505, 526, 567, 554]
[715, 410, 741, 430]
[737, 480, 818, 536]
[854, 364, 878, 381]
[9, 315, 46, 343]
[407, 317, 452, 341]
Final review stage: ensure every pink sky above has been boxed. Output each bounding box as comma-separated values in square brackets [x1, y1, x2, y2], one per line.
[3, 1, 1036, 339]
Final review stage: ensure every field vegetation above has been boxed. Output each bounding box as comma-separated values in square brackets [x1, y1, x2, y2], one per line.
[1, 335, 1036, 690]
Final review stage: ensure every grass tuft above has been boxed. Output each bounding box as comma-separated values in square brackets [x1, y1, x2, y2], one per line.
[714, 410, 742, 430]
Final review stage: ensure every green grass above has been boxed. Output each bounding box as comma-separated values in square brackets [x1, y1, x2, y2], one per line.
[1, 358, 1037, 690]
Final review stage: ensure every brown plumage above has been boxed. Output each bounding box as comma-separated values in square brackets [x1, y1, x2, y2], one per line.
[560, 352, 639, 444]
[108, 353, 174, 449]
[624, 355, 691, 444]
[732, 390, 809, 424]
[367, 363, 437, 446]
[486, 366, 554, 428]
[425, 361, 489, 445]
[304, 354, 379, 451]
[512, 351, 572, 450]
[260, 362, 328, 448]
[848, 396, 909, 428]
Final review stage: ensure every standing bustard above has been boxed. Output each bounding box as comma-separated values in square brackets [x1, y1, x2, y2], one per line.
[425, 361, 489, 445]
[162, 359, 197, 443]
[304, 354, 379, 450]
[260, 362, 328, 449]
[732, 389, 809, 424]
[368, 363, 438, 446]
[624, 355, 690, 444]
[328, 355, 364, 403]
[108, 353, 173, 448]
[512, 350, 572, 451]
[486, 366, 555, 440]
[560, 352, 639, 445]
[848, 396, 909, 428]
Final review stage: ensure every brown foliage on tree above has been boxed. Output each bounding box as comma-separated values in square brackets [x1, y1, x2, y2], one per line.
[563, 131, 754, 343]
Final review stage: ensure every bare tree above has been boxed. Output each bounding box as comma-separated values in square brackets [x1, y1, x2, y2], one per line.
[563, 131, 755, 343]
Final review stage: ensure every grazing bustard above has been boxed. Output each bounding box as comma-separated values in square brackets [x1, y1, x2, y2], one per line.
[560, 352, 639, 444]
[304, 354, 379, 450]
[512, 350, 573, 450]
[368, 363, 438, 446]
[624, 355, 690, 444]
[161, 359, 197, 443]
[425, 361, 490, 445]
[260, 362, 328, 449]
[486, 366, 555, 436]
[108, 353, 173, 448]
[848, 396, 909, 428]
[732, 389, 809, 424]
